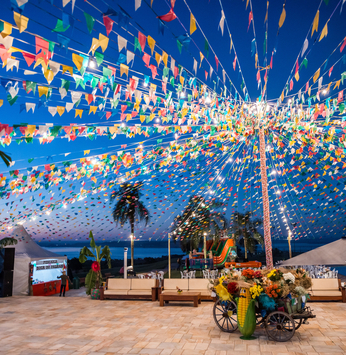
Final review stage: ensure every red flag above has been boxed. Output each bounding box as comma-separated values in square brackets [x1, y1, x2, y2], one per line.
[295, 60, 299, 74]
[248, 11, 253, 31]
[329, 66, 333, 77]
[149, 64, 158, 79]
[290, 79, 293, 91]
[205, 70, 208, 80]
[305, 81, 309, 93]
[138, 32, 146, 51]
[215, 56, 219, 71]
[270, 54, 273, 69]
[338, 90, 343, 103]
[22, 52, 35, 67]
[103, 15, 114, 36]
[158, 9, 177, 22]
[341, 37, 346, 52]
[233, 55, 237, 70]
[142, 53, 150, 67]
[174, 66, 179, 79]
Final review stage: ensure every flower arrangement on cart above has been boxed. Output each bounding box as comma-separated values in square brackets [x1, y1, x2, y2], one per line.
[212, 267, 315, 341]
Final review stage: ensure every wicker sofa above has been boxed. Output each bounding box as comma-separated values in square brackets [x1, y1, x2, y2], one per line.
[100, 278, 158, 301]
[308, 278, 346, 302]
[161, 278, 214, 300]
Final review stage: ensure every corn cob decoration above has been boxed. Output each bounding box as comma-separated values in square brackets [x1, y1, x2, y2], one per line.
[236, 288, 256, 340]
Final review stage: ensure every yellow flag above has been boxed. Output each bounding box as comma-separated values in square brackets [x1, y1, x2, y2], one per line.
[313, 68, 320, 83]
[280, 91, 284, 102]
[149, 113, 155, 121]
[255, 53, 258, 68]
[75, 109, 83, 118]
[0, 100, 3, 107]
[229, 34, 233, 53]
[264, 1, 269, 23]
[180, 76, 184, 85]
[72, 53, 84, 71]
[34, 57, 48, 72]
[89, 33, 109, 55]
[308, 86, 311, 96]
[140, 115, 146, 123]
[162, 51, 168, 67]
[126, 114, 132, 121]
[295, 71, 299, 82]
[38, 86, 48, 97]
[89, 106, 97, 114]
[190, 13, 197, 34]
[44, 69, 54, 84]
[327, 82, 332, 91]
[199, 52, 204, 68]
[311, 10, 319, 37]
[120, 63, 129, 77]
[147, 36, 156, 55]
[13, 12, 29, 33]
[334, 80, 341, 90]
[155, 52, 161, 66]
[319, 20, 329, 41]
[246, 0, 250, 10]
[62, 65, 73, 76]
[278, 5, 286, 28]
[57, 106, 65, 116]
[1, 22, 12, 38]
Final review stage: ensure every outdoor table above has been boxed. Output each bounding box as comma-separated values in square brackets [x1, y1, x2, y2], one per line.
[159, 292, 201, 307]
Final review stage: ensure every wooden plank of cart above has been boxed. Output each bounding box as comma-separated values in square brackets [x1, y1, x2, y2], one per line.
[159, 292, 201, 307]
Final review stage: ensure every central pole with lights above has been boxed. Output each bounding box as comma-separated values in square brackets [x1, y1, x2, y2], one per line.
[168, 233, 171, 279]
[257, 103, 274, 269]
[287, 230, 292, 259]
[203, 232, 207, 260]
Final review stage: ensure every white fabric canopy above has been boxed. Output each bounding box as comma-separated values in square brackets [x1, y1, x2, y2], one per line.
[3, 226, 66, 295]
[279, 237, 346, 266]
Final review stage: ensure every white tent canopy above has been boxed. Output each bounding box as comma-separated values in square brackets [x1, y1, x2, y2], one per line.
[4, 226, 66, 295]
[279, 237, 346, 266]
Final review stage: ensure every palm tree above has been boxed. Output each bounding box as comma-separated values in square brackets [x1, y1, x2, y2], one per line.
[0, 238, 18, 249]
[79, 231, 111, 295]
[111, 182, 150, 269]
[172, 195, 228, 253]
[231, 211, 263, 261]
[0, 151, 12, 167]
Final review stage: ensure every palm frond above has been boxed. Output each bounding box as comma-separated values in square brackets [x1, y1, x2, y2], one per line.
[0, 237, 18, 249]
[0, 151, 12, 167]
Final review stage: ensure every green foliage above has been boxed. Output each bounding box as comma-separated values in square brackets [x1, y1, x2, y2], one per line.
[78, 231, 111, 293]
[0, 238, 18, 249]
[172, 195, 228, 253]
[231, 211, 263, 256]
[0, 151, 12, 167]
[111, 182, 150, 233]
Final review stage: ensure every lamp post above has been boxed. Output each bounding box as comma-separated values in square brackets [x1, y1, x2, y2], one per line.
[130, 234, 134, 268]
[287, 230, 292, 259]
[203, 232, 207, 260]
[168, 233, 171, 279]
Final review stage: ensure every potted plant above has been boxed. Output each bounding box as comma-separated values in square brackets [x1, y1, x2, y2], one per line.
[79, 231, 111, 299]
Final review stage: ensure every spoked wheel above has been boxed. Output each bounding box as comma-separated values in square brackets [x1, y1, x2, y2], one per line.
[294, 318, 303, 330]
[213, 299, 238, 333]
[265, 311, 295, 342]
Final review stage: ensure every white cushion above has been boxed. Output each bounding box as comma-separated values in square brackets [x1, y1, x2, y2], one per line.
[162, 289, 188, 294]
[163, 279, 189, 291]
[127, 290, 152, 295]
[311, 278, 339, 291]
[107, 278, 131, 290]
[188, 279, 210, 290]
[311, 290, 342, 297]
[131, 279, 156, 290]
[104, 290, 129, 295]
[188, 289, 211, 297]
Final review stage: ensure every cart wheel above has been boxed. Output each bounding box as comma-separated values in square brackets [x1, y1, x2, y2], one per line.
[213, 299, 238, 333]
[265, 311, 295, 342]
[294, 318, 303, 330]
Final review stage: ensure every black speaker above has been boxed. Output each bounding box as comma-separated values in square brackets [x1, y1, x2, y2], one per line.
[2, 270, 13, 297]
[4, 248, 15, 271]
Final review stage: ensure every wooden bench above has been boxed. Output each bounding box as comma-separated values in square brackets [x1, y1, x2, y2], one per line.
[159, 292, 201, 307]
[308, 278, 346, 302]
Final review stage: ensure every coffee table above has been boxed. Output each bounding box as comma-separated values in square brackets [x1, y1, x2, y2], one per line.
[159, 292, 201, 307]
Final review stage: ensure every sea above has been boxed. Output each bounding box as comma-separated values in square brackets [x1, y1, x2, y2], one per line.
[43, 246, 184, 260]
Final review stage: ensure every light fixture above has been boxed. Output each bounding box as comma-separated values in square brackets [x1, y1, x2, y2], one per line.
[205, 96, 211, 104]
[323, 89, 327, 94]
[143, 82, 148, 87]
[180, 92, 185, 98]
[88, 58, 96, 68]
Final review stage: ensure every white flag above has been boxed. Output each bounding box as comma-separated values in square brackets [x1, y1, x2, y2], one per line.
[26, 103, 35, 113]
[71, 91, 82, 104]
[0, 36, 13, 49]
[48, 107, 57, 117]
[222, 69, 226, 83]
[59, 87, 67, 100]
[6, 58, 19, 72]
[318, 76, 323, 90]
[135, 0, 142, 11]
[118, 35, 127, 52]
[193, 59, 197, 74]
[171, 58, 175, 74]
[219, 10, 225, 36]
[209, 65, 213, 78]
[127, 51, 135, 65]
[301, 39, 308, 57]
[66, 102, 74, 112]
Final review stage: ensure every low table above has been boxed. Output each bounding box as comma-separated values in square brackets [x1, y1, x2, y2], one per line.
[159, 292, 201, 307]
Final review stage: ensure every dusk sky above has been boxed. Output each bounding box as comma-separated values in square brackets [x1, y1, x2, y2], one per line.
[0, 0, 345, 244]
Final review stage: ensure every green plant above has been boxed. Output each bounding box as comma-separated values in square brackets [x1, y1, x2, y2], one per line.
[111, 182, 150, 269]
[0, 237, 18, 249]
[79, 231, 111, 295]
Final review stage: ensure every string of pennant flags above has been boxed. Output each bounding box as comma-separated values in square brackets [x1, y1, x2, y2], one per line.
[0, 0, 346, 246]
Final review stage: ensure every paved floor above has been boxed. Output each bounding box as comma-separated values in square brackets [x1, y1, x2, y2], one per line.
[1, 294, 346, 355]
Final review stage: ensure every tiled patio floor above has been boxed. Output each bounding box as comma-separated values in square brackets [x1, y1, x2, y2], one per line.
[1, 295, 346, 355]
